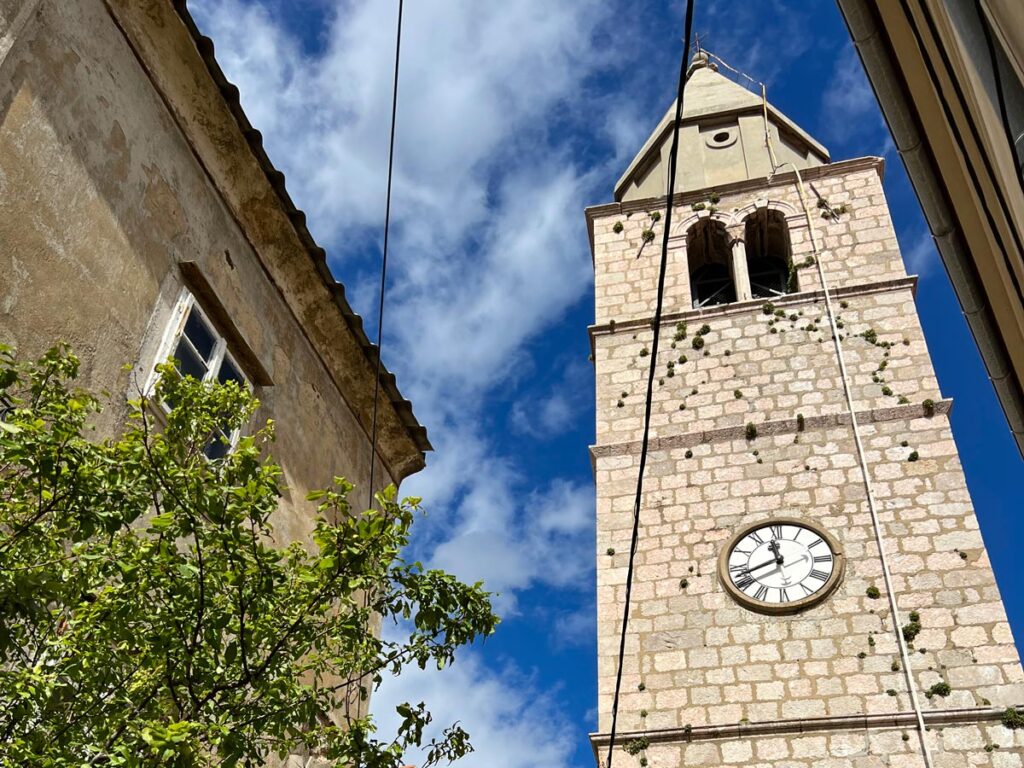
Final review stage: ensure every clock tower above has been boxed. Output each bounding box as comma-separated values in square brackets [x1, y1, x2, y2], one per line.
[588, 52, 1024, 766]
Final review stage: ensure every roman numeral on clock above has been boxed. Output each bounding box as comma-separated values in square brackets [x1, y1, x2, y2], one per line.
[779, 587, 789, 602]
[809, 569, 830, 581]
[770, 524, 783, 540]
[808, 537, 824, 548]
[753, 585, 768, 601]
[750, 530, 764, 544]
[813, 554, 833, 563]
[734, 573, 755, 590]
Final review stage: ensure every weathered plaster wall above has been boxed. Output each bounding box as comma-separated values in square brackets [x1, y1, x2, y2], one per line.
[0, 0, 400, 541]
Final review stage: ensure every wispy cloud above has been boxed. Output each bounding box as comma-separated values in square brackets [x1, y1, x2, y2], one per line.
[820, 46, 887, 147]
[374, 649, 576, 768]
[696, 0, 815, 86]
[900, 228, 939, 277]
[190, 0, 615, 760]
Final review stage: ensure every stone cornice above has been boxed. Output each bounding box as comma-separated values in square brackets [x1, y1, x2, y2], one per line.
[588, 705, 1020, 760]
[590, 399, 953, 462]
[588, 276, 919, 351]
[584, 156, 885, 256]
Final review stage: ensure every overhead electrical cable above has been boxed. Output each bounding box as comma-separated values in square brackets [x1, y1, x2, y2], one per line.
[367, 0, 404, 509]
[604, 2, 695, 765]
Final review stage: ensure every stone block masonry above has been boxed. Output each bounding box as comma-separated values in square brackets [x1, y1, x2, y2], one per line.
[588, 155, 1024, 765]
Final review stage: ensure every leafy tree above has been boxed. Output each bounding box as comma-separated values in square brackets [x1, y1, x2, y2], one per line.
[0, 346, 498, 766]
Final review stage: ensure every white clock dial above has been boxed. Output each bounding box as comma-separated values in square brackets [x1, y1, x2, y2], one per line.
[721, 520, 841, 611]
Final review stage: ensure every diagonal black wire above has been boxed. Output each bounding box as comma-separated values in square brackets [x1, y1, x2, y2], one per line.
[604, 3, 695, 766]
[368, 0, 404, 509]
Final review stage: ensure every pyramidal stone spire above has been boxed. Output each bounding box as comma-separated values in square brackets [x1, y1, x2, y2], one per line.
[614, 50, 830, 202]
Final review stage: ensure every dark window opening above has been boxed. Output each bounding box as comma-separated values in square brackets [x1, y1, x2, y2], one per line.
[687, 219, 736, 308]
[744, 209, 793, 297]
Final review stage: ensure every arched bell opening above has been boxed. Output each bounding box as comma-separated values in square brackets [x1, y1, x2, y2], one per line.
[687, 219, 736, 308]
[744, 209, 793, 298]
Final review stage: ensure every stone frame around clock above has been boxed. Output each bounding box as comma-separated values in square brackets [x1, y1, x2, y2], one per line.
[717, 516, 846, 616]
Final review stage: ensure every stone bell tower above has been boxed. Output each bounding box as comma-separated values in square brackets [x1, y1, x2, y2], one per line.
[587, 52, 1024, 766]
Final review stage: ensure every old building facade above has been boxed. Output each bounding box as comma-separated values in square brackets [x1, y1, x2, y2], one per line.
[588, 54, 1024, 766]
[0, 0, 429, 541]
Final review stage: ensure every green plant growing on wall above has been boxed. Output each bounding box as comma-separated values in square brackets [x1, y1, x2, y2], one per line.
[674, 322, 687, 342]
[0, 346, 498, 767]
[623, 737, 650, 755]
[641, 229, 656, 244]
[923, 398, 935, 417]
[1002, 708, 1024, 730]
[607, 548, 616, 556]
[745, 423, 757, 441]
[908, 451, 920, 462]
[639, 347, 649, 357]
[692, 336, 705, 351]
[925, 682, 951, 699]
[762, 302, 776, 316]
[650, 211, 661, 223]
[892, 660, 901, 672]
[684, 449, 693, 459]
[734, 390, 743, 399]
[796, 413, 806, 432]
[866, 586, 881, 599]
[613, 221, 624, 234]
[903, 613, 922, 642]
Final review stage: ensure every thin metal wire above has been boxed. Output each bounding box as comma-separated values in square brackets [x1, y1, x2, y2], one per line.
[763, 90, 935, 768]
[604, 4, 695, 765]
[367, 0, 404, 509]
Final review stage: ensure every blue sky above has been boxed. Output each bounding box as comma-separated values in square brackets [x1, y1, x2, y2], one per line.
[190, 1, 1024, 766]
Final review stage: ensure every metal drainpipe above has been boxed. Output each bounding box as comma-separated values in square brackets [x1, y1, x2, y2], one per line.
[836, 0, 1024, 457]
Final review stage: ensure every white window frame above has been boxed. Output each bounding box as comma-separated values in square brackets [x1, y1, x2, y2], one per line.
[146, 288, 251, 458]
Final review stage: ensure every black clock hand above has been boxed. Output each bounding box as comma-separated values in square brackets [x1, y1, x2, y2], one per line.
[768, 539, 784, 564]
[745, 558, 781, 573]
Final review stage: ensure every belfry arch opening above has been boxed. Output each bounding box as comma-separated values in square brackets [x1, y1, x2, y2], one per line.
[744, 209, 792, 298]
[687, 219, 735, 308]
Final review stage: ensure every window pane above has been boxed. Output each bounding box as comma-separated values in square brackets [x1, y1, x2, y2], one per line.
[173, 337, 208, 381]
[184, 310, 217, 362]
[217, 357, 244, 387]
[204, 431, 231, 461]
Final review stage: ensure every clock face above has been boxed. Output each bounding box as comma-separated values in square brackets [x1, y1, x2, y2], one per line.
[719, 518, 843, 614]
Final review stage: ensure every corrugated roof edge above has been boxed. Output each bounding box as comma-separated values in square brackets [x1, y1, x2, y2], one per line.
[171, 0, 431, 455]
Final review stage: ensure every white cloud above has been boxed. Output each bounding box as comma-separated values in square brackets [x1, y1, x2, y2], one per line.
[509, 359, 589, 440]
[820, 46, 886, 146]
[185, 1, 629, 762]
[550, 602, 597, 651]
[425, 470, 594, 616]
[373, 650, 576, 768]
[901, 229, 939, 277]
